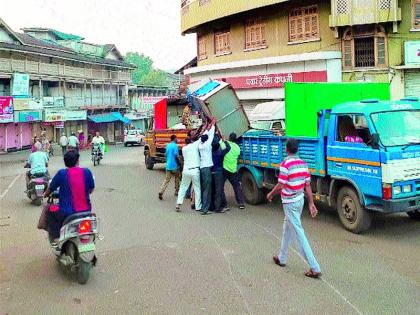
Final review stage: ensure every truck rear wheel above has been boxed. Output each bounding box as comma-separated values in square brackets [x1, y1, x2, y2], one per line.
[242, 171, 264, 205]
[145, 152, 154, 170]
[407, 210, 420, 221]
[337, 186, 371, 234]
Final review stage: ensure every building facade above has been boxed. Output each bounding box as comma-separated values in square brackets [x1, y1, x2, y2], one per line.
[0, 18, 133, 152]
[181, 0, 420, 110]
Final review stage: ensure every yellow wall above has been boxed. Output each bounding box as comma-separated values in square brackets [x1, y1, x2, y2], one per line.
[181, 0, 288, 34]
[196, 1, 340, 66]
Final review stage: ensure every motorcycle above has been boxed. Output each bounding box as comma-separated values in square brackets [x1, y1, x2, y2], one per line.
[48, 192, 98, 284]
[91, 143, 102, 166]
[26, 172, 49, 206]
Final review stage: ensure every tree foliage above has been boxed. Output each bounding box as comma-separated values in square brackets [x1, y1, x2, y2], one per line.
[124, 52, 168, 87]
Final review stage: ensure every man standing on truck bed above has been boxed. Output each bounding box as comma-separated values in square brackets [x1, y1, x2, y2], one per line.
[267, 138, 322, 279]
[158, 135, 180, 200]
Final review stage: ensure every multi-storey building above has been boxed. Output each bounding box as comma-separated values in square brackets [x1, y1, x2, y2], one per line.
[0, 18, 133, 152]
[180, 0, 420, 110]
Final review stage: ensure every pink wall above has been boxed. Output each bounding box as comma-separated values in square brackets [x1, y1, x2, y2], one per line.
[0, 124, 6, 151]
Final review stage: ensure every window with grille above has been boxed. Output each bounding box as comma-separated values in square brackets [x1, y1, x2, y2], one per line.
[342, 26, 387, 69]
[214, 30, 231, 56]
[197, 36, 207, 60]
[245, 19, 267, 50]
[414, 0, 420, 28]
[289, 5, 320, 43]
[337, 0, 349, 14]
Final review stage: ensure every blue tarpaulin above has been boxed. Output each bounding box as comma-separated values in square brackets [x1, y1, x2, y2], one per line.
[88, 112, 131, 124]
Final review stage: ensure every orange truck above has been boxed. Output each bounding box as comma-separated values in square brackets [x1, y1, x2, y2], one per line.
[144, 80, 250, 170]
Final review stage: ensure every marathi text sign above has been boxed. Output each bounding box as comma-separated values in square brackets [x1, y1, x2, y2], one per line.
[223, 71, 328, 89]
[44, 109, 66, 122]
[12, 73, 30, 97]
[66, 110, 87, 121]
[404, 41, 420, 65]
[0, 97, 14, 123]
[16, 110, 42, 123]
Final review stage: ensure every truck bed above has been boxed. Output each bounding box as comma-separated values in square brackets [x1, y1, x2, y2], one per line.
[239, 132, 326, 177]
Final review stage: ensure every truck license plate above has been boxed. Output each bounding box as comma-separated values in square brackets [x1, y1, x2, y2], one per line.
[78, 243, 95, 253]
[35, 185, 44, 190]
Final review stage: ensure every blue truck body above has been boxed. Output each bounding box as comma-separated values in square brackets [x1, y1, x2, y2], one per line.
[238, 99, 420, 233]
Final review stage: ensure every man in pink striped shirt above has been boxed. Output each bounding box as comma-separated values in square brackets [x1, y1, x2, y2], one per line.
[267, 138, 321, 278]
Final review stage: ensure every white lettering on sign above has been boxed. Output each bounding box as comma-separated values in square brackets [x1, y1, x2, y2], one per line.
[346, 165, 379, 175]
[402, 152, 420, 159]
[391, 104, 413, 110]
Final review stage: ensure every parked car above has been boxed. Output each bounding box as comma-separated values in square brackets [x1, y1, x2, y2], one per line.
[124, 130, 145, 146]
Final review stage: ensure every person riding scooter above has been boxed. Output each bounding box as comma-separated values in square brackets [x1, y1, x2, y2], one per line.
[25, 142, 49, 186]
[91, 131, 105, 156]
[44, 150, 95, 243]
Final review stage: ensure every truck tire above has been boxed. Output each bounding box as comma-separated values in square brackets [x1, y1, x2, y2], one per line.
[241, 171, 265, 205]
[337, 186, 371, 234]
[145, 153, 154, 170]
[407, 210, 420, 221]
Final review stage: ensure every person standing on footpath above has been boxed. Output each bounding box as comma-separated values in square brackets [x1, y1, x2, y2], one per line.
[59, 133, 68, 155]
[68, 132, 80, 152]
[176, 137, 202, 212]
[267, 138, 322, 279]
[198, 118, 216, 215]
[158, 134, 180, 200]
[220, 133, 245, 210]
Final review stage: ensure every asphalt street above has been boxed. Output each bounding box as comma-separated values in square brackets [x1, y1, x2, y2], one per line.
[0, 146, 419, 315]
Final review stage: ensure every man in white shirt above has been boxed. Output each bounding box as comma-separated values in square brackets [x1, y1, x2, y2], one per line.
[176, 137, 201, 212]
[59, 133, 68, 155]
[68, 133, 80, 152]
[198, 118, 216, 215]
[92, 131, 105, 155]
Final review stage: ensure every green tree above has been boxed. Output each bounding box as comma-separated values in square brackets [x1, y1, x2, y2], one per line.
[124, 52, 168, 87]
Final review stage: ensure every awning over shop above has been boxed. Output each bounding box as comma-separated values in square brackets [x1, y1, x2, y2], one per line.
[88, 112, 131, 124]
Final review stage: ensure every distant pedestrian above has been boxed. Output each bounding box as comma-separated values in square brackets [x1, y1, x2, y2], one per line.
[59, 133, 68, 155]
[198, 118, 216, 215]
[158, 135, 180, 200]
[78, 131, 85, 150]
[267, 138, 321, 279]
[220, 133, 245, 210]
[176, 137, 201, 212]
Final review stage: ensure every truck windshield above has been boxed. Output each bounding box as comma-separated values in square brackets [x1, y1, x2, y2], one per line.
[371, 110, 420, 146]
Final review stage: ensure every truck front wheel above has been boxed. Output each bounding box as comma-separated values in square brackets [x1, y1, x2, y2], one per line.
[145, 152, 154, 170]
[337, 186, 371, 234]
[407, 210, 420, 221]
[241, 171, 265, 205]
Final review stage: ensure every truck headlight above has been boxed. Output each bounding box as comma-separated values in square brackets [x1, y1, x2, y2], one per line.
[403, 185, 412, 193]
[393, 186, 402, 195]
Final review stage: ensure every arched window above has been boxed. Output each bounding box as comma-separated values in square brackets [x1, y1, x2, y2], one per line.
[342, 25, 387, 69]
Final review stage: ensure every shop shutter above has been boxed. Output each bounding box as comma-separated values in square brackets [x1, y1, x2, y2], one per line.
[404, 70, 420, 97]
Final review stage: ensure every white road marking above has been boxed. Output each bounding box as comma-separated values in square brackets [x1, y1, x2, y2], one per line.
[260, 225, 364, 315]
[0, 174, 21, 200]
[202, 227, 252, 315]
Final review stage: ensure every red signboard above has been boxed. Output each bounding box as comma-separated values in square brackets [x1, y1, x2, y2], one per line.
[0, 96, 14, 123]
[222, 71, 328, 89]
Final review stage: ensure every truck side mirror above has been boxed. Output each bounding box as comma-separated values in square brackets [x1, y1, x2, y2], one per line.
[371, 133, 380, 149]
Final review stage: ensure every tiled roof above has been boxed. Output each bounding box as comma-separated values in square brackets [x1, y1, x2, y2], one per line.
[0, 33, 134, 69]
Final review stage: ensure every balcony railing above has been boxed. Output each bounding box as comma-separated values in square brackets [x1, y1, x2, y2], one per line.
[329, 0, 401, 27]
[0, 57, 131, 82]
[64, 96, 128, 108]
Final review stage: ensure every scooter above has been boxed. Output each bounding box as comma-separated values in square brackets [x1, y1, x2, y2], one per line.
[91, 143, 102, 166]
[48, 193, 98, 284]
[25, 168, 49, 206]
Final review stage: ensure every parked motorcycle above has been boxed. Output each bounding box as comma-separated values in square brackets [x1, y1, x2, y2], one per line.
[91, 143, 102, 166]
[48, 193, 98, 284]
[26, 173, 49, 206]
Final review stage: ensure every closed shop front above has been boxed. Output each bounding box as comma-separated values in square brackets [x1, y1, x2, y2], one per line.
[404, 70, 420, 97]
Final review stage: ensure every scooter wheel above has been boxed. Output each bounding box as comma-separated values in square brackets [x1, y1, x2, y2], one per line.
[77, 261, 92, 284]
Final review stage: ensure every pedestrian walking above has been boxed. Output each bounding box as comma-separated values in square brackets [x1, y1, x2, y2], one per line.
[211, 139, 230, 213]
[220, 133, 245, 210]
[176, 138, 202, 212]
[158, 135, 181, 200]
[59, 133, 68, 155]
[267, 138, 321, 278]
[198, 118, 216, 215]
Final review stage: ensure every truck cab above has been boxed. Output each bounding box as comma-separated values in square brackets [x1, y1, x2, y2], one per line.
[324, 98, 420, 230]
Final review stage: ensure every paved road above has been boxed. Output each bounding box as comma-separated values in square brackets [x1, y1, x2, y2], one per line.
[1, 146, 419, 314]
